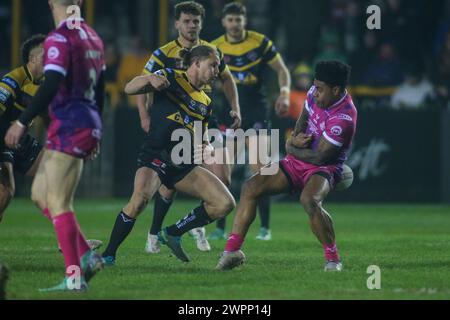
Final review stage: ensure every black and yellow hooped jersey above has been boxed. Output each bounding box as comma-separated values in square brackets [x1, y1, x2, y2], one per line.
[142, 39, 228, 92]
[212, 30, 280, 110]
[144, 68, 212, 153]
[0, 66, 40, 138]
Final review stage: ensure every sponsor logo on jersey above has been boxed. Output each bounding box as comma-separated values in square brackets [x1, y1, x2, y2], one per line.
[331, 126, 343, 136]
[48, 47, 60, 60]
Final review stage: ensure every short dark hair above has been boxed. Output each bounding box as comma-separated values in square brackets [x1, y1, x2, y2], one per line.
[179, 45, 218, 67]
[175, 1, 205, 21]
[21, 34, 46, 65]
[315, 60, 351, 91]
[222, 2, 247, 17]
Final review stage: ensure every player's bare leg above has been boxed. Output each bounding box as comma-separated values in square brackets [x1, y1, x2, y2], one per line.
[158, 166, 235, 262]
[216, 167, 289, 270]
[300, 174, 342, 271]
[38, 150, 102, 291]
[248, 134, 273, 241]
[104, 167, 162, 261]
[196, 146, 232, 249]
[0, 163, 15, 223]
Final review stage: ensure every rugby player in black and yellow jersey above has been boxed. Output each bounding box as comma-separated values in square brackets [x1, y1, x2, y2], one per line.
[208, 2, 291, 241]
[0, 35, 47, 222]
[102, 46, 235, 264]
[140, 1, 240, 254]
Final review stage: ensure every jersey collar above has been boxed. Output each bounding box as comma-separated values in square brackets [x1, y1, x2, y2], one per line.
[327, 90, 348, 110]
[225, 30, 248, 45]
[24, 65, 34, 83]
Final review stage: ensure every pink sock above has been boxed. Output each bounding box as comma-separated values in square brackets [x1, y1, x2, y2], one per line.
[225, 233, 244, 252]
[53, 212, 81, 277]
[42, 208, 52, 221]
[323, 242, 340, 262]
[76, 223, 90, 257]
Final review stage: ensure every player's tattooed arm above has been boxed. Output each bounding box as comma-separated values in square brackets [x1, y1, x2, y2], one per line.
[293, 106, 309, 135]
[219, 69, 241, 129]
[286, 136, 341, 166]
[125, 74, 170, 95]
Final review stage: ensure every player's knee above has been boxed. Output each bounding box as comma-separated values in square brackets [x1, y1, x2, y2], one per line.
[300, 194, 322, 216]
[241, 180, 260, 199]
[216, 194, 235, 218]
[31, 190, 45, 210]
[159, 186, 175, 200]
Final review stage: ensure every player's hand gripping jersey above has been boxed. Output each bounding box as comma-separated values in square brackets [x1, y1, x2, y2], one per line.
[281, 86, 357, 190]
[43, 19, 105, 158]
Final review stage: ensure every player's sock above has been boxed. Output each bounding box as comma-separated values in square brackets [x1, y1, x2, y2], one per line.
[75, 224, 91, 258]
[216, 217, 226, 230]
[166, 205, 212, 237]
[149, 192, 173, 235]
[323, 242, 340, 262]
[42, 208, 52, 221]
[257, 196, 271, 229]
[102, 211, 136, 258]
[225, 233, 244, 252]
[53, 212, 81, 276]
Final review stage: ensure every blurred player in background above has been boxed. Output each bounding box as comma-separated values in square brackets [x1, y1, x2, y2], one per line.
[216, 61, 357, 272]
[138, 1, 240, 254]
[102, 46, 235, 264]
[5, 0, 106, 291]
[209, 2, 291, 241]
[0, 35, 47, 222]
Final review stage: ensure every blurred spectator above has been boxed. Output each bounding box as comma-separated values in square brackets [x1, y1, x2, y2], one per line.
[391, 63, 434, 110]
[117, 36, 150, 106]
[362, 42, 404, 86]
[432, 30, 450, 108]
[104, 42, 120, 83]
[313, 30, 348, 68]
[287, 63, 312, 121]
[351, 30, 379, 84]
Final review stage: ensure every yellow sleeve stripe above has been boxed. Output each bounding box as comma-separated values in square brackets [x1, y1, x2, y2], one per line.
[14, 102, 25, 111]
[228, 59, 263, 72]
[151, 56, 164, 69]
[267, 53, 281, 66]
[0, 103, 6, 111]
[263, 40, 274, 55]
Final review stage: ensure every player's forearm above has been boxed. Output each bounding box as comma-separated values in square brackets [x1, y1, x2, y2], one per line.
[19, 70, 63, 126]
[286, 144, 326, 166]
[293, 109, 309, 135]
[277, 64, 291, 98]
[221, 72, 240, 115]
[136, 94, 151, 119]
[95, 71, 105, 116]
[125, 76, 153, 95]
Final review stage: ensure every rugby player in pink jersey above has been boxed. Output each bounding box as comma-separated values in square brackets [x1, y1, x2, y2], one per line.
[216, 60, 357, 272]
[5, 0, 105, 291]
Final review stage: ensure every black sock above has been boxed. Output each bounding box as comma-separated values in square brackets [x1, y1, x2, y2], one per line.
[216, 217, 226, 230]
[149, 192, 173, 235]
[257, 195, 271, 229]
[166, 205, 212, 237]
[102, 211, 136, 258]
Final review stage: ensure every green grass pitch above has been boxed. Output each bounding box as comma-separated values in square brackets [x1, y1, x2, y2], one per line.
[0, 199, 449, 300]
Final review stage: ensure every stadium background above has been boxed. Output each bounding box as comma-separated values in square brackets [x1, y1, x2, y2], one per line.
[1, 0, 449, 203]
